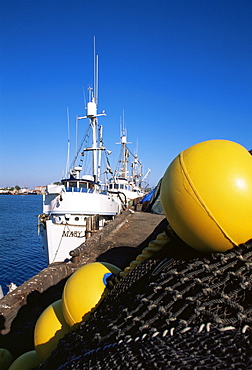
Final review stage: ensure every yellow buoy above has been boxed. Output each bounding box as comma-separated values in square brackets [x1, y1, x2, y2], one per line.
[160, 139, 252, 252]
[0, 348, 13, 370]
[62, 262, 121, 327]
[8, 350, 40, 370]
[34, 299, 70, 363]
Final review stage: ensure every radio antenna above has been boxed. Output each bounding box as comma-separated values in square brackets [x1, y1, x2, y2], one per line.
[94, 36, 98, 105]
[65, 107, 70, 178]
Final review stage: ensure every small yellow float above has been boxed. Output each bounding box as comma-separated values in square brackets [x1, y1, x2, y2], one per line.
[34, 299, 70, 363]
[8, 350, 40, 370]
[62, 262, 121, 327]
[0, 348, 13, 370]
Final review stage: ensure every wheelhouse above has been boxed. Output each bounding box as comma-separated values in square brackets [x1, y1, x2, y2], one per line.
[62, 179, 95, 193]
[108, 177, 133, 192]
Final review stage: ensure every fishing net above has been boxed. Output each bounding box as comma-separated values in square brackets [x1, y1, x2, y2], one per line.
[36, 221, 252, 369]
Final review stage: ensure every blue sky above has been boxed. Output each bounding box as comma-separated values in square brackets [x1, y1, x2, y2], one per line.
[1, 0, 252, 189]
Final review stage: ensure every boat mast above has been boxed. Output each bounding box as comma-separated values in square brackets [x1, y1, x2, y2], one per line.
[121, 130, 127, 179]
[78, 37, 105, 184]
[117, 111, 131, 179]
[91, 37, 98, 182]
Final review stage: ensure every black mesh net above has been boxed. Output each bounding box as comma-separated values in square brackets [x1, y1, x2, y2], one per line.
[36, 223, 252, 369]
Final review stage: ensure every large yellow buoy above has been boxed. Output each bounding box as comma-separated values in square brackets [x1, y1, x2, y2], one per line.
[0, 348, 13, 370]
[160, 139, 252, 252]
[34, 299, 70, 363]
[62, 262, 121, 327]
[8, 350, 40, 370]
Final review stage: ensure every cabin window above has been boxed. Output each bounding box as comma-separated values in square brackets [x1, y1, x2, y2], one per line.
[114, 184, 119, 189]
[120, 184, 124, 189]
[79, 182, 88, 189]
[69, 182, 77, 188]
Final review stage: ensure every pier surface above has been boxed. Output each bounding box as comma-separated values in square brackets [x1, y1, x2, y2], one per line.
[75, 211, 165, 268]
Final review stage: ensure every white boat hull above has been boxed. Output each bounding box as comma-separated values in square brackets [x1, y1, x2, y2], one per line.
[40, 189, 121, 264]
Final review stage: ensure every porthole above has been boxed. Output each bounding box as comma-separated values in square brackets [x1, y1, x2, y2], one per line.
[65, 213, 71, 221]
[75, 217, 79, 221]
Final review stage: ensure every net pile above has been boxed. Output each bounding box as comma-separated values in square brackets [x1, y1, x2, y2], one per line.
[37, 226, 252, 369]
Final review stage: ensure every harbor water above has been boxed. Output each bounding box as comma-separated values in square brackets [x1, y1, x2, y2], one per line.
[0, 195, 47, 296]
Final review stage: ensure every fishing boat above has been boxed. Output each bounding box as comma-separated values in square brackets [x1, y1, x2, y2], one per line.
[39, 46, 122, 264]
[107, 120, 150, 208]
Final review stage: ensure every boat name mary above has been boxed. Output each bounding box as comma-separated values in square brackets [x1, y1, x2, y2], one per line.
[62, 230, 85, 238]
